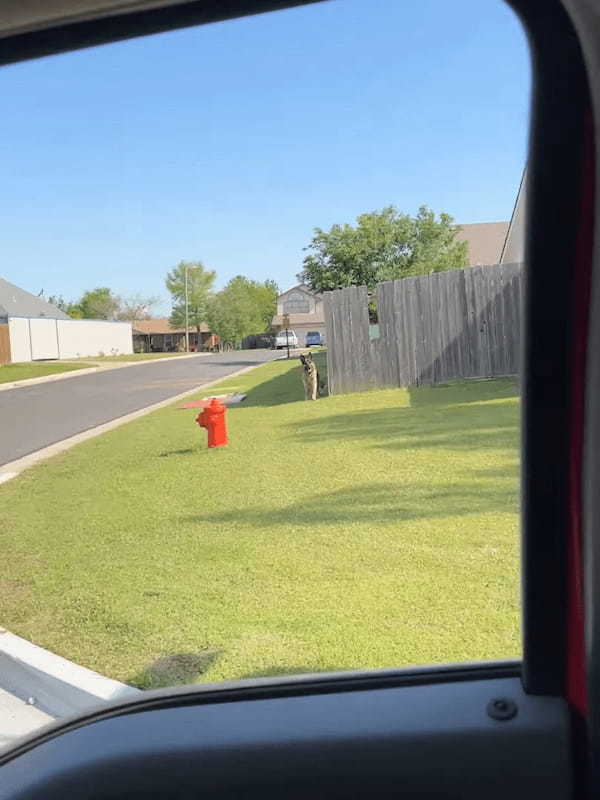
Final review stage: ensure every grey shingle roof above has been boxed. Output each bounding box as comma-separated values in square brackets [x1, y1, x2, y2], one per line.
[0, 277, 70, 320]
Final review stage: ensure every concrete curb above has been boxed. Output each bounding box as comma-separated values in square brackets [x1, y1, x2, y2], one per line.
[0, 362, 264, 484]
[0, 629, 140, 720]
[0, 352, 211, 393]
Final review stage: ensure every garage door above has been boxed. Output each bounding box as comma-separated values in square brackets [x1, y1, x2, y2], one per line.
[29, 318, 59, 360]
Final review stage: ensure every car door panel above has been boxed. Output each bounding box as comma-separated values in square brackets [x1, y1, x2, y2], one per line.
[0, 668, 570, 799]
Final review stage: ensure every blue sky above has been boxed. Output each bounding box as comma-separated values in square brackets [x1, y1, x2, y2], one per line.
[0, 0, 530, 313]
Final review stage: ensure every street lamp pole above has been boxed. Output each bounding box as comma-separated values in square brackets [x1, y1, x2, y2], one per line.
[282, 313, 291, 360]
[184, 265, 190, 353]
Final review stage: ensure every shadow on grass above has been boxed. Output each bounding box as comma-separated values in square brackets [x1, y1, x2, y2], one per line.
[158, 448, 196, 457]
[288, 382, 519, 454]
[128, 650, 221, 689]
[183, 479, 518, 529]
[286, 402, 518, 454]
[406, 377, 519, 407]
[238, 352, 329, 408]
[240, 366, 305, 407]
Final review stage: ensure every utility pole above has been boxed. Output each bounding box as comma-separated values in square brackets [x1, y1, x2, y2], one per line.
[282, 313, 291, 359]
[184, 264, 190, 353]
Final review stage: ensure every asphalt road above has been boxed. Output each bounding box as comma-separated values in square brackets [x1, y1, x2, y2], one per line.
[0, 351, 281, 466]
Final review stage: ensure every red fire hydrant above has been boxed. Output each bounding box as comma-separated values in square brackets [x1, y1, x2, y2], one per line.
[196, 397, 228, 448]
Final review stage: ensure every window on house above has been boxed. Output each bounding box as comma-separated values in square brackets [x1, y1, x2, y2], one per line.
[283, 292, 310, 313]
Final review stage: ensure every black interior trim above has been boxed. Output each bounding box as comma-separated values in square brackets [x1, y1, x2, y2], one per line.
[0, 660, 520, 765]
[0, 0, 325, 66]
[507, 0, 590, 695]
[0, 674, 570, 800]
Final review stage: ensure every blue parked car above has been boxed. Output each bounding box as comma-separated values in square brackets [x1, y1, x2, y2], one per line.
[305, 331, 323, 347]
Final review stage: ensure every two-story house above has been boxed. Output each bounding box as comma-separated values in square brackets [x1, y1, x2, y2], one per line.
[272, 284, 325, 347]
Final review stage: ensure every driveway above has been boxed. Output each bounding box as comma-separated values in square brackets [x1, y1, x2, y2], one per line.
[0, 350, 280, 466]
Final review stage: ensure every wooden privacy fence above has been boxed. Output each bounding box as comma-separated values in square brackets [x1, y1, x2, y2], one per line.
[323, 262, 522, 395]
[0, 323, 10, 365]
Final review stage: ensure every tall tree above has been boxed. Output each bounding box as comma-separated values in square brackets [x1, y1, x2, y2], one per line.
[165, 261, 216, 332]
[298, 205, 468, 292]
[74, 287, 120, 319]
[117, 293, 160, 321]
[207, 276, 277, 346]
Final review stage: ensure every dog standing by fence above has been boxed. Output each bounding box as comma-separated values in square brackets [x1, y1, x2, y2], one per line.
[300, 352, 320, 400]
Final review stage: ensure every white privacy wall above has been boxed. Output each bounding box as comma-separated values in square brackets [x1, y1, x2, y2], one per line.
[8, 318, 133, 362]
[56, 320, 132, 359]
[8, 317, 31, 362]
[30, 318, 60, 359]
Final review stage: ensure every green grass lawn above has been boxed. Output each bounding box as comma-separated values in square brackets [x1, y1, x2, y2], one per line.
[1, 354, 520, 688]
[0, 361, 89, 384]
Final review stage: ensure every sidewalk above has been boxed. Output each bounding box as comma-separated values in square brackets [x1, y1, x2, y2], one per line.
[0, 629, 140, 752]
[0, 687, 54, 751]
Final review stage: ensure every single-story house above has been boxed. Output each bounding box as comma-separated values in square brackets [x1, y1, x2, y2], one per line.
[272, 284, 325, 347]
[132, 318, 218, 352]
[0, 277, 132, 364]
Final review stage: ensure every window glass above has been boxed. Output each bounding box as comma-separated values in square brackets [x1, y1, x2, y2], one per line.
[284, 292, 310, 313]
[0, 0, 529, 731]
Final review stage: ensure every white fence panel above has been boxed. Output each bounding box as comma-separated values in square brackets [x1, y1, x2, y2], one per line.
[29, 318, 60, 360]
[56, 319, 132, 359]
[8, 317, 31, 362]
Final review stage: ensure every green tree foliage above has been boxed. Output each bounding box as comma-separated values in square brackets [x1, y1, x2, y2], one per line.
[207, 276, 278, 346]
[47, 293, 85, 318]
[66, 303, 85, 319]
[65, 289, 159, 320]
[299, 205, 468, 292]
[69, 287, 120, 319]
[165, 261, 216, 332]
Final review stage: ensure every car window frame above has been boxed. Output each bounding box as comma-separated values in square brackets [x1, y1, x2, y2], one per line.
[0, 0, 596, 779]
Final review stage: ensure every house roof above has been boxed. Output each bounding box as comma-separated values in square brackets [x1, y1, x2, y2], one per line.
[277, 284, 320, 300]
[132, 318, 209, 335]
[0, 277, 70, 319]
[272, 312, 324, 326]
[456, 222, 510, 267]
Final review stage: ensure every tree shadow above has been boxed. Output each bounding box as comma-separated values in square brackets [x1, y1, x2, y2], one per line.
[128, 650, 221, 690]
[239, 366, 305, 407]
[237, 352, 329, 408]
[183, 479, 518, 530]
[286, 402, 518, 453]
[406, 377, 518, 407]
